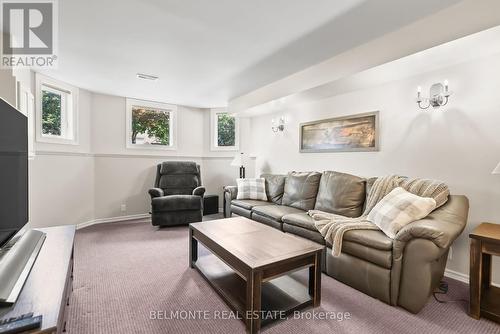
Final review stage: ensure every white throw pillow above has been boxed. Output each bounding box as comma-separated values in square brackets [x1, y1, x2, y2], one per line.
[236, 178, 268, 201]
[368, 187, 437, 239]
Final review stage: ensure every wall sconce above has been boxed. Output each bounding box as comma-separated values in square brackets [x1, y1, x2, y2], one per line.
[416, 80, 452, 110]
[272, 116, 285, 132]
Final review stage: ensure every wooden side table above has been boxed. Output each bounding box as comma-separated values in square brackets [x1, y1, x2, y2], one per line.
[470, 223, 500, 323]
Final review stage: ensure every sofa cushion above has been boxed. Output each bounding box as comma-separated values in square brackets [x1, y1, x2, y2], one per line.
[343, 230, 393, 251]
[314, 171, 366, 218]
[152, 195, 202, 212]
[282, 213, 317, 231]
[252, 204, 305, 222]
[283, 223, 325, 245]
[252, 213, 283, 230]
[231, 205, 252, 218]
[363, 177, 378, 212]
[282, 171, 322, 210]
[282, 222, 392, 268]
[231, 199, 271, 210]
[261, 174, 286, 204]
[282, 212, 392, 251]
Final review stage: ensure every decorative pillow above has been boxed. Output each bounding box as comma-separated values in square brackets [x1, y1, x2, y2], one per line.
[236, 178, 268, 201]
[367, 187, 437, 239]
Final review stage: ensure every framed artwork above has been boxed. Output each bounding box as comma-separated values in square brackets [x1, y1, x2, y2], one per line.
[299, 111, 379, 153]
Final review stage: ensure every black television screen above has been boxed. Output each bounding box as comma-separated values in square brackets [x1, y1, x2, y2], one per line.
[0, 98, 28, 247]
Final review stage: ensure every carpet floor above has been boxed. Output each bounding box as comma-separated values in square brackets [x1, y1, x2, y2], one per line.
[68, 219, 500, 334]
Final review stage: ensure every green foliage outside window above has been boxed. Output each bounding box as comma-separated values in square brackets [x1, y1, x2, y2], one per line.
[42, 90, 62, 136]
[217, 113, 235, 146]
[132, 107, 170, 145]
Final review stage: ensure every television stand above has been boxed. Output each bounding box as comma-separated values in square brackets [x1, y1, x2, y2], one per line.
[0, 230, 46, 305]
[0, 226, 75, 333]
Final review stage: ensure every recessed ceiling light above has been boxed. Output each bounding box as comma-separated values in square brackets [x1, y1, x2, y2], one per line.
[136, 73, 159, 81]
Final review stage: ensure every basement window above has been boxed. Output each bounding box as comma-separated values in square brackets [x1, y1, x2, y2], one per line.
[36, 74, 78, 144]
[126, 98, 177, 150]
[210, 108, 239, 151]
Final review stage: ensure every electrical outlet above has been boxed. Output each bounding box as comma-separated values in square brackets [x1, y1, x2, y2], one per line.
[448, 247, 453, 260]
[120, 204, 127, 212]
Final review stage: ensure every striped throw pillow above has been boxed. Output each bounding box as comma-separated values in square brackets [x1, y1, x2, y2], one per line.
[368, 187, 437, 238]
[236, 178, 268, 201]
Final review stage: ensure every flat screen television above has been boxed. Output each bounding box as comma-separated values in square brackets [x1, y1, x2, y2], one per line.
[0, 98, 28, 247]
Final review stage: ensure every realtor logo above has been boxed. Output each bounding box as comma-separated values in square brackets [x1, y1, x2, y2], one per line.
[1, 0, 58, 68]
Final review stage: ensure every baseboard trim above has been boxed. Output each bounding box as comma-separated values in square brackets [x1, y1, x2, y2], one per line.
[444, 268, 469, 284]
[77, 213, 151, 230]
[444, 268, 499, 287]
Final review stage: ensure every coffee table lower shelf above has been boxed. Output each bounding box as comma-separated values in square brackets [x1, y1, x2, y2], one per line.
[194, 253, 313, 328]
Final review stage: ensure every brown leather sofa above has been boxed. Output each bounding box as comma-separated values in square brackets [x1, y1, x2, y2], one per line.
[223, 171, 469, 313]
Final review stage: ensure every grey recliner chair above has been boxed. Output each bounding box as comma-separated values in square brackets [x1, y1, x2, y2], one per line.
[148, 161, 205, 227]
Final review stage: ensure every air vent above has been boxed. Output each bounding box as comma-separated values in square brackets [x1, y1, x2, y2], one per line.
[136, 73, 159, 81]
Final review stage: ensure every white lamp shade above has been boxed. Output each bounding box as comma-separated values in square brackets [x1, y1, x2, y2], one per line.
[493, 162, 500, 174]
[230, 153, 244, 167]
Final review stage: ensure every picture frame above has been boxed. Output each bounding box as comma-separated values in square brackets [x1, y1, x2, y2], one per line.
[299, 111, 379, 153]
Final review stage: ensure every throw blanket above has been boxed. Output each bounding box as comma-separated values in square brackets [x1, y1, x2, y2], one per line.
[309, 175, 449, 256]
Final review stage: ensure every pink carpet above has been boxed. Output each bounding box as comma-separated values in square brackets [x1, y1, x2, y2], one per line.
[67, 219, 500, 334]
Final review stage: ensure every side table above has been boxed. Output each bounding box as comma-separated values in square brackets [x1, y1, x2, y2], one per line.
[470, 222, 500, 323]
[203, 194, 219, 216]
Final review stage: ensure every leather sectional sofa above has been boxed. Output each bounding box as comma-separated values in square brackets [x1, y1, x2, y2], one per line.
[223, 171, 469, 313]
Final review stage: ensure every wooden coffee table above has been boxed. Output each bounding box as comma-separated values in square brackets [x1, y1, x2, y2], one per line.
[189, 217, 323, 333]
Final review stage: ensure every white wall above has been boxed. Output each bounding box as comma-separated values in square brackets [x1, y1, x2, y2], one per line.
[90, 93, 207, 219]
[30, 85, 95, 227]
[249, 52, 500, 283]
[201, 110, 255, 207]
[30, 154, 95, 226]
[26, 89, 254, 226]
[0, 69, 17, 106]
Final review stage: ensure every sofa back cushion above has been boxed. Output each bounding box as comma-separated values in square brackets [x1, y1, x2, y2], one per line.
[363, 177, 378, 212]
[261, 174, 286, 204]
[315, 171, 366, 217]
[156, 161, 202, 195]
[282, 171, 322, 210]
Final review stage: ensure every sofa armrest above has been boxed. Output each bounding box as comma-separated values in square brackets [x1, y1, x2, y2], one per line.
[394, 195, 469, 250]
[223, 186, 238, 218]
[148, 188, 164, 199]
[192, 186, 206, 197]
[224, 186, 238, 201]
[391, 195, 469, 313]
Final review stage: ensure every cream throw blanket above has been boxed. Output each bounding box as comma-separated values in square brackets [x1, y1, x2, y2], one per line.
[308, 175, 449, 256]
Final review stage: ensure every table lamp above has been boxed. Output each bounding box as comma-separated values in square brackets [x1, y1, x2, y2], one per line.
[493, 162, 500, 175]
[230, 152, 245, 178]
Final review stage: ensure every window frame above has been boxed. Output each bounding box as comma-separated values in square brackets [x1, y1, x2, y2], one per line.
[125, 98, 178, 151]
[35, 74, 79, 145]
[210, 108, 239, 151]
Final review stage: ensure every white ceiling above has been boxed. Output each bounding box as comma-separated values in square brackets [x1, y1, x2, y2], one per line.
[240, 25, 500, 116]
[39, 0, 463, 108]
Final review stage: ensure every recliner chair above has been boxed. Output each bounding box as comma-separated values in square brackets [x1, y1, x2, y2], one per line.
[148, 161, 205, 227]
